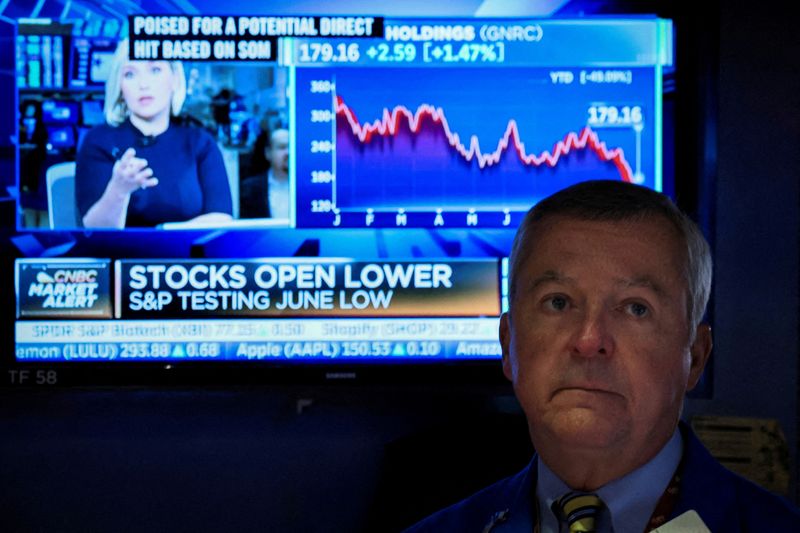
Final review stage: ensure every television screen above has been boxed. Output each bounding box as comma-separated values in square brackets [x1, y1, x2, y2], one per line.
[80, 99, 104, 127]
[42, 100, 79, 124]
[16, 33, 67, 90]
[4, 8, 676, 385]
[44, 125, 76, 149]
[88, 48, 115, 84]
[70, 37, 117, 88]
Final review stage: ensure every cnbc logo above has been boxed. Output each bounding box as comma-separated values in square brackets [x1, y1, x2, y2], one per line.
[16, 259, 112, 318]
[30, 269, 99, 308]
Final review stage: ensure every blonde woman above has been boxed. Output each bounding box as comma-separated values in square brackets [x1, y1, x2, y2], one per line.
[76, 40, 232, 228]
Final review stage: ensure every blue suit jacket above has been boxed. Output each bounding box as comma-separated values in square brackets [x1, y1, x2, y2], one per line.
[404, 423, 800, 532]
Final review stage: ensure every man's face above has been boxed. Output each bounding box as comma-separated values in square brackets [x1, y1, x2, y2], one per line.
[500, 216, 710, 465]
[267, 129, 289, 176]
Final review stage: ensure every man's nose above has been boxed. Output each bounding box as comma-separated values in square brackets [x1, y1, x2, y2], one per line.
[571, 306, 613, 357]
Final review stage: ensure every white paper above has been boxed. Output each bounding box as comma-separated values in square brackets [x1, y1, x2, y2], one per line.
[651, 510, 711, 533]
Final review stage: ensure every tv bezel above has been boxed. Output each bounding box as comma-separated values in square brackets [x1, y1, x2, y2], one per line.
[0, 4, 718, 392]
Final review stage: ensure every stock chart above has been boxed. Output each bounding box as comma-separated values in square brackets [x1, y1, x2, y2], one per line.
[293, 19, 666, 228]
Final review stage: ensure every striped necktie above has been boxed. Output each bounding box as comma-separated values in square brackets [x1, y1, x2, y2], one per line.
[554, 491, 604, 533]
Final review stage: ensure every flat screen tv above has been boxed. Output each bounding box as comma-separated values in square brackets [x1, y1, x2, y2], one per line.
[1, 1, 704, 387]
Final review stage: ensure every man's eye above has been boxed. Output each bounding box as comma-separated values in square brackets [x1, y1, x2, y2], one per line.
[123, 71, 135, 79]
[544, 296, 568, 312]
[151, 66, 162, 74]
[625, 302, 649, 318]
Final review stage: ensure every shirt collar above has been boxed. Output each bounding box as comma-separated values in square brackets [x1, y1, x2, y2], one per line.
[536, 429, 683, 533]
[267, 170, 288, 189]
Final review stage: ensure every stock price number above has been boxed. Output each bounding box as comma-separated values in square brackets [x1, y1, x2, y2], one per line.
[269, 322, 305, 336]
[405, 341, 442, 357]
[425, 43, 503, 63]
[311, 140, 335, 153]
[298, 42, 360, 63]
[365, 43, 416, 62]
[311, 171, 335, 184]
[311, 199, 335, 213]
[310, 109, 334, 123]
[587, 105, 643, 127]
[120, 343, 171, 359]
[341, 341, 392, 357]
[184, 342, 221, 358]
[580, 69, 633, 84]
[310, 80, 335, 93]
[436, 322, 479, 335]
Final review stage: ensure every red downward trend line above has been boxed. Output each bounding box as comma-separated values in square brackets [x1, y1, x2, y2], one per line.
[335, 95, 633, 183]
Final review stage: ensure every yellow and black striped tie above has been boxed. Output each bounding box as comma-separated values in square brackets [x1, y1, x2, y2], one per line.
[555, 491, 604, 533]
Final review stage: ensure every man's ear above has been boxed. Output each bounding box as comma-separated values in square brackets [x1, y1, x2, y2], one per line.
[500, 312, 513, 381]
[687, 323, 713, 390]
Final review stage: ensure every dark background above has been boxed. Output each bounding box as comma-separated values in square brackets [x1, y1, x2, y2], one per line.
[2, 2, 799, 532]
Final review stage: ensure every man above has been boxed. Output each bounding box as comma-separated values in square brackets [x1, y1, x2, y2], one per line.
[405, 180, 799, 532]
[240, 126, 289, 219]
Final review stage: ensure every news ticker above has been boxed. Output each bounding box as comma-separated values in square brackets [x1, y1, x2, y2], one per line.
[15, 318, 501, 361]
[16, 258, 507, 319]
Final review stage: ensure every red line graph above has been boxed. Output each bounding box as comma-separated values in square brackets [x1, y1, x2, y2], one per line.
[335, 95, 633, 182]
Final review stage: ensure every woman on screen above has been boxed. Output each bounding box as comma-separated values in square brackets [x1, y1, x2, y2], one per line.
[75, 40, 232, 228]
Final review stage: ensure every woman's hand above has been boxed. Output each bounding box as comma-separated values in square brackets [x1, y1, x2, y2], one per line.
[108, 147, 159, 196]
[83, 147, 158, 228]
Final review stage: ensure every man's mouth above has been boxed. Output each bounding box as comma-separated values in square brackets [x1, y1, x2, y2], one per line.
[552, 386, 621, 399]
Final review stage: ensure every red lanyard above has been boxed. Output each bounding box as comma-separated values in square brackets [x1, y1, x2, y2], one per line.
[643, 467, 681, 532]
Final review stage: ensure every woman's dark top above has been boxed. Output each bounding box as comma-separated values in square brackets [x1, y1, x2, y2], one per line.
[75, 118, 232, 227]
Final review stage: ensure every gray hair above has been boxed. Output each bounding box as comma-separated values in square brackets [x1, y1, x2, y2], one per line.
[104, 39, 187, 126]
[508, 180, 712, 330]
